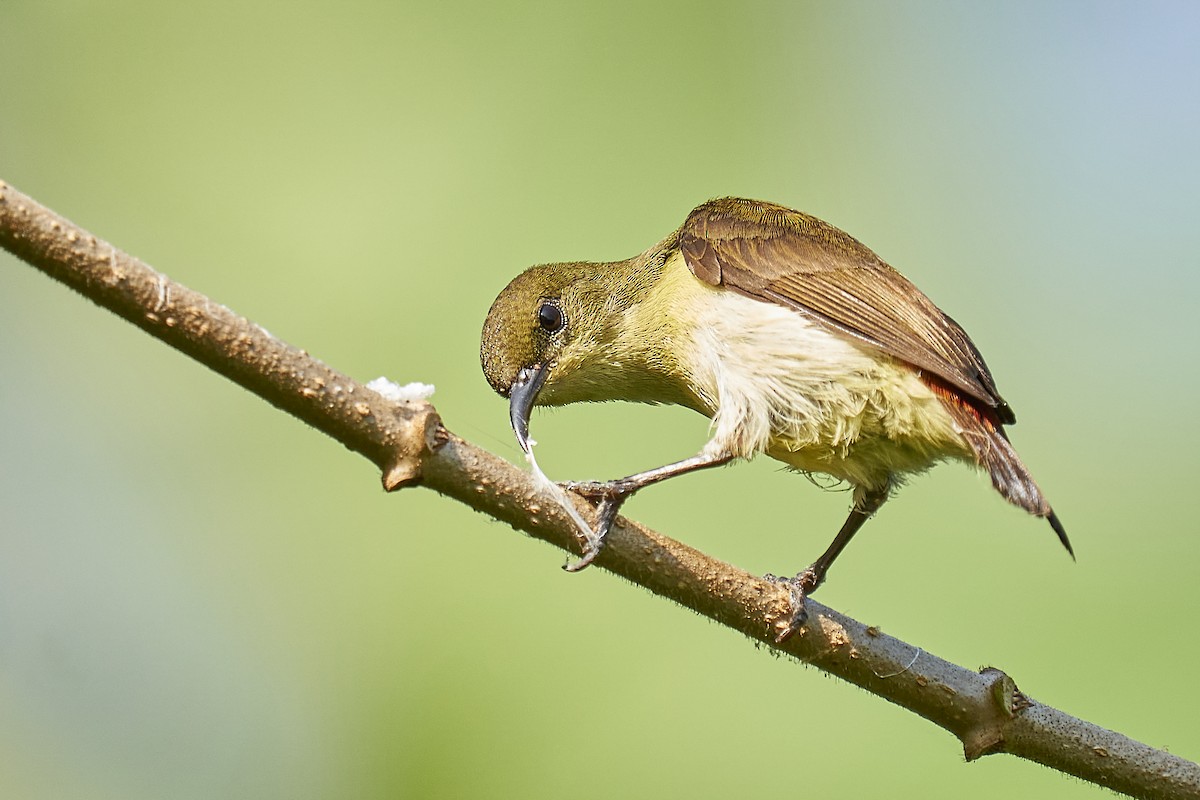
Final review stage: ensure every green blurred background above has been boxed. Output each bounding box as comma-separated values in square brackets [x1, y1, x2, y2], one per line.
[2, 2, 1198, 797]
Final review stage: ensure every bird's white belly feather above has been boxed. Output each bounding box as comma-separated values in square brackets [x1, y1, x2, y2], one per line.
[670, 268, 972, 491]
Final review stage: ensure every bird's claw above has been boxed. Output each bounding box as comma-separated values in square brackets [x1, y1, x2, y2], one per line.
[563, 533, 603, 572]
[766, 569, 820, 643]
[560, 489, 627, 573]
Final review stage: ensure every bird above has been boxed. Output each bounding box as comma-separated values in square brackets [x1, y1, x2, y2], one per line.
[480, 197, 1070, 638]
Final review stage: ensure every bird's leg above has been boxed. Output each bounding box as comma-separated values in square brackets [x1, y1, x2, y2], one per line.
[561, 450, 735, 572]
[770, 487, 890, 642]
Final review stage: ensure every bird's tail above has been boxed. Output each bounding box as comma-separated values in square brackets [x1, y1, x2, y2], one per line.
[932, 386, 1073, 558]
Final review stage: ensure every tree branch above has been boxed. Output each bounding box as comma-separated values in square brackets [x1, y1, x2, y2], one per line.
[1, 179, 1195, 800]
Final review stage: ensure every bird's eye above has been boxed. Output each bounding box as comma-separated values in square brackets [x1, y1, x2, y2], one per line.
[537, 301, 565, 334]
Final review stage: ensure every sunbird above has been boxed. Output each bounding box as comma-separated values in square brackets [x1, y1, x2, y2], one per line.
[481, 197, 1070, 637]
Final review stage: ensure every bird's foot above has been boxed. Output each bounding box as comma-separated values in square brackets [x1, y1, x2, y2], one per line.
[765, 568, 821, 643]
[558, 480, 637, 573]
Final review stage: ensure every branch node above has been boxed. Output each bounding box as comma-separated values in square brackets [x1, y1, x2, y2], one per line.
[962, 667, 1018, 761]
[381, 402, 443, 492]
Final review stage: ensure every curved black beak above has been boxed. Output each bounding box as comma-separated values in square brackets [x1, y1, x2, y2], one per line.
[509, 363, 550, 455]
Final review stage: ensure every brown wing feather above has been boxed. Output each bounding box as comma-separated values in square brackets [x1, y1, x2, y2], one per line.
[679, 197, 1016, 425]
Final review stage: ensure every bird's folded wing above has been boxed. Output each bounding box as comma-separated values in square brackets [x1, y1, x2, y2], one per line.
[679, 198, 1015, 425]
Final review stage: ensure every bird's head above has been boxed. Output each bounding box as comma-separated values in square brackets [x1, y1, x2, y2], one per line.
[480, 260, 627, 454]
